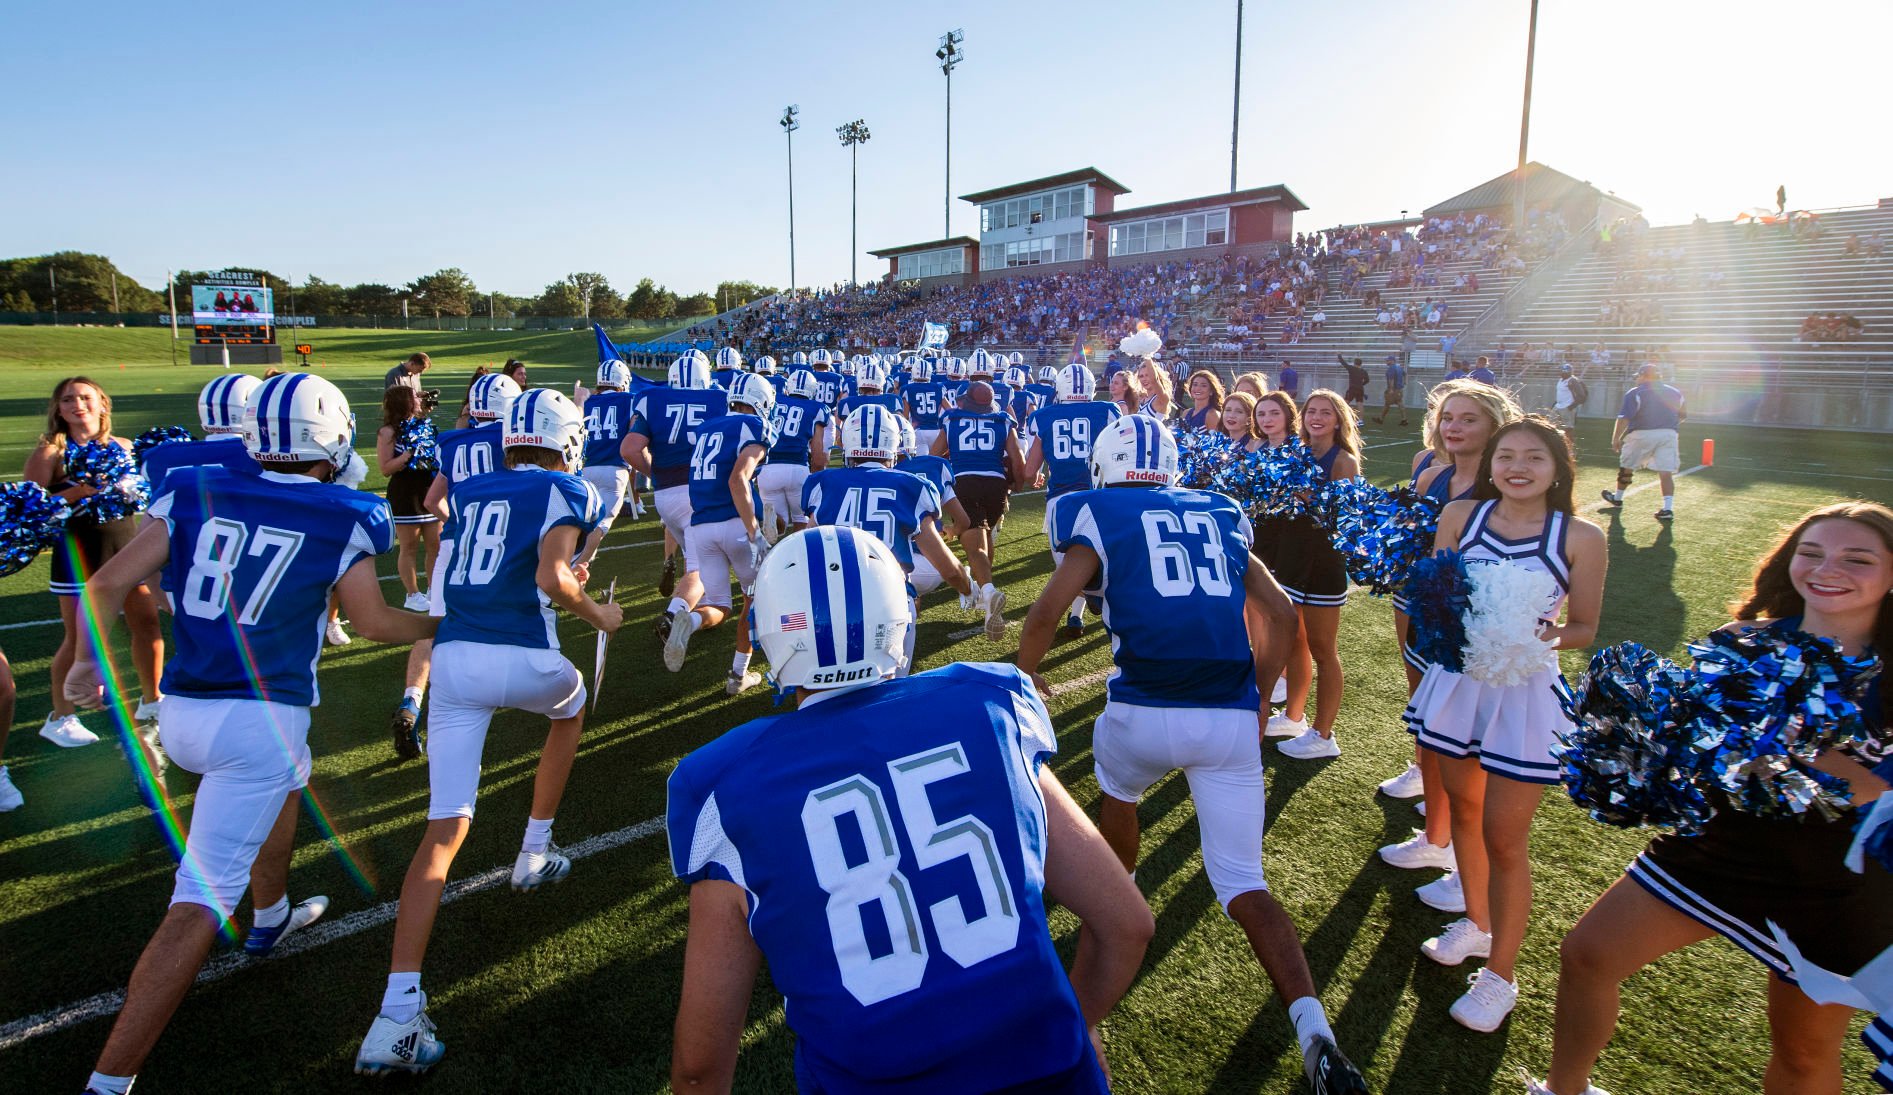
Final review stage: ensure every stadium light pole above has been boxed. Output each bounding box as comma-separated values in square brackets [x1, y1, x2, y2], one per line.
[936, 29, 964, 240]
[837, 119, 872, 286]
[781, 105, 800, 292]
[1230, 0, 1243, 193]
[1515, 0, 1541, 233]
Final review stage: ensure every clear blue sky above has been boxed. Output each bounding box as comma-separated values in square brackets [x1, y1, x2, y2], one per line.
[5, 0, 1887, 299]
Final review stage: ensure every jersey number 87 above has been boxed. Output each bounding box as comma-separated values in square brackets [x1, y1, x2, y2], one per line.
[181, 518, 306, 623]
[801, 741, 1021, 1006]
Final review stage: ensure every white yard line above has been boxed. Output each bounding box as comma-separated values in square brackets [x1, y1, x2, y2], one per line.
[0, 816, 667, 1051]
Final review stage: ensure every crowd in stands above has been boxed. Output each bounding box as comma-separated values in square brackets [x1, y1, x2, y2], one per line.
[1843, 233, 1887, 260]
[1800, 312, 1865, 342]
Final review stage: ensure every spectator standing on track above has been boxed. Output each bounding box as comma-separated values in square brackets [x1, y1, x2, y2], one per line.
[1600, 363, 1686, 521]
[1378, 355, 1409, 426]
[1549, 363, 1588, 448]
[1278, 359, 1300, 402]
[1468, 357, 1497, 386]
[1339, 355, 1370, 412]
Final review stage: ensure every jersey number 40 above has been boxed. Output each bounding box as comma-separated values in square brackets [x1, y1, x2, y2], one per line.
[801, 742, 1021, 1006]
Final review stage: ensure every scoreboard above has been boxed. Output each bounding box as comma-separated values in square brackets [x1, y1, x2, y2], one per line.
[192, 271, 274, 345]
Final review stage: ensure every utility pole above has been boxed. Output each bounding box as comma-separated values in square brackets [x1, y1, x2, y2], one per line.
[167, 269, 179, 341]
[1230, 0, 1243, 193]
[780, 105, 800, 292]
[837, 119, 872, 285]
[49, 267, 58, 326]
[936, 29, 964, 240]
[1515, 0, 1541, 233]
[111, 270, 120, 314]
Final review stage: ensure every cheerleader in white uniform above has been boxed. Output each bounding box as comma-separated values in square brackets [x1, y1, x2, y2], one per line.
[1403, 417, 1607, 1032]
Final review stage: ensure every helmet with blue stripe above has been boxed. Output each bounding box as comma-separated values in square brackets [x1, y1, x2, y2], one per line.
[967, 347, 995, 377]
[241, 373, 356, 468]
[784, 370, 819, 400]
[856, 361, 889, 392]
[1090, 413, 1178, 488]
[198, 373, 262, 436]
[790, 350, 809, 367]
[907, 357, 934, 383]
[810, 348, 833, 368]
[1003, 365, 1030, 389]
[467, 372, 522, 423]
[894, 412, 918, 457]
[943, 357, 965, 380]
[727, 372, 776, 418]
[1007, 351, 1025, 366]
[1056, 363, 1097, 402]
[840, 404, 902, 463]
[503, 387, 586, 470]
[754, 354, 777, 375]
[752, 525, 912, 690]
[1037, 365, 1059, 384]
[596, 358, 631, 389]
[714, 346, 744, 372]
[669, 350, 712, 389]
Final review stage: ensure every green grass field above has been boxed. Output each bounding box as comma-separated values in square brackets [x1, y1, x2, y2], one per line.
[0, 328, 1885, 1092]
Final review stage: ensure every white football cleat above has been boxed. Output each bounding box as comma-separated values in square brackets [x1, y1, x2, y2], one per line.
[983, 588, 1008, 641]
[355, 995, 446, 1075]
[39, 713, 98, 748]
[1522, 1069, 1610, 1095]
[726, 669, 762, 696]
[663, 610, 699, 673]
[133, 697, 163, 723]
[1277, 728, 1341, 759]
[1422, 917, 1493, 966]
[1379, 831, 1455, 871]
[326, 618, 352, 646]
[1378, 762, 1424, 799]
[512, 844, 572, 892]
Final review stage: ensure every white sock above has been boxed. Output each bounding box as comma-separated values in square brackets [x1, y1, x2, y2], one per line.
[86, 1072, 135, 1095]
[381, 972, 423, 1023]
[731, 651, 751, 674]
[522, 816, 554, 855]
[402, 686, 424, 706]
[1068, 596, 1085, 621]
[1662, 494, 1673, 510]
[666, 597, 689, 617]
[1287, 996, 1335, 1058]
[252, 896, 289, 930]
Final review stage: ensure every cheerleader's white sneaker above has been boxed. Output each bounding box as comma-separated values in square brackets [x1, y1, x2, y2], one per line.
[1264, 714, 1308, 739]
[1417, 871, 1467, 913]
[0, 767, 21, 812]
[1422, 918, 1492, 966]
[39, 714, 98, 748]
[1522, 1071, 1610, 1095]
[1450, 967, 1518, 1032]
[1278, 729, 1341, 759]
[1270, 677, 1288, 705]
[1379, 831, 1454, 870]
[1378, 762, 1424, 799]
[326, 618, 351, 646]
[403, 592, 430, 612]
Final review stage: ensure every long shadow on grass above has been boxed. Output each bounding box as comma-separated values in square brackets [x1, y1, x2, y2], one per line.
[1595, 516, 1683, 652]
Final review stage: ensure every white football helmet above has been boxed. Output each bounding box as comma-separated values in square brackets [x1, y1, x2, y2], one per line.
[907, 357, 935, 383]
[1003, 365, 1030, 389]
[967, 347, 995, 377]
[841, 404, 902, 464]
[504, 388, 586, 470]
[856, 361, 889, 392]
[790, 350, 810, 367]
[784, 370, 819, 401]
[467, 372, 522, 424]
[944, 357, 966, 381]
[715, 346, 744, 372]
[198, 373, 262, 436]
[1091, 414, 1178, 488]
[753, 526, 911, 690]
[894, 413, 918, 457]
[810, 348, 833, 368]
[596, 358, 631, 389]
[670, 350, 712, 389]
[1056, 363, 1097, 403]
[839, 358, 857, 377]
[727, 372, 777, 418]
[1037, 365, 1058, 384]
[1007, 351, 1025, 366]
[754, 355, 778, 376]
[242, 373, 356, 470]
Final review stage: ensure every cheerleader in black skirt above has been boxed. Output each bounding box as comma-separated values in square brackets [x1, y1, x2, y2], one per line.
[376, 387, 441, 612]
[1540, 502, 1893, 1095]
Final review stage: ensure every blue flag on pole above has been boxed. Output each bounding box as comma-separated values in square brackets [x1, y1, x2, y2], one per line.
[920, 322, 948, 351]
[593, 322, 621, 364]
[1068, 333, 1087, 364]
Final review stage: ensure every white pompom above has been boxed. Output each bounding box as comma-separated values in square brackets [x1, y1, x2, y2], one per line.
[1461, 559, 1560, 687]
[1119, 327, 1163, 359]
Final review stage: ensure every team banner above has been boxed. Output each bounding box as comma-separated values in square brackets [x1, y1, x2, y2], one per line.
[919, 322, 948, 350]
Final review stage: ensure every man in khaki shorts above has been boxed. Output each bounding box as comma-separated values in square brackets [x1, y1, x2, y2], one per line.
[1600, 362, 1685, 521]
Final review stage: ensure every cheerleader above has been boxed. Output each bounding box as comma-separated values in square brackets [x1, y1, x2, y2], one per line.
[1108, 369, 1143, 417]
[1231, 371, 1271, 401]
[1219, 392, 1266, 453]
[1538, 502, 1893, 1095]
[1250, 392, 1303, 718]
[1180, 370, 1226, 433]
[1404, 417, 1605, 1032]
[1272, 390, 1362, 761]
[1135, 356, 1175, 420]
[376, 387, 441, 612]
[1378, 381, 1523, 905]
[23, 377, 166, 749]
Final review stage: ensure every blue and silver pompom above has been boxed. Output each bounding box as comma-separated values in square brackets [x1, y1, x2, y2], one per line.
[131, 425, 196, 469]
[395, 417, 441, 475]
[64, 440, 149, 525]
[1405, 549, 1471, 673]
[1328, 482, 1443, 595]
[0, 481, 71, 578]
[1555, 642, 1715, 833]
[1176, 430, 1238, 490]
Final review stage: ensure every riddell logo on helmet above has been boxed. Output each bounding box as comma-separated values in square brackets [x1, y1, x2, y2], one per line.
[808, 667, 876, 685]
[1124, 469, 1167, 482]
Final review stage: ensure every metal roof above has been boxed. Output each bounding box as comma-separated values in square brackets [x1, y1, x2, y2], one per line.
[958, 167, 1131, 204]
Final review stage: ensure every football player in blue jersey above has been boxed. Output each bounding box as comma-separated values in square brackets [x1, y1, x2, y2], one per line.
[835, 360, 902, 423]
[807, 350, 844, 409]
[964, 347, 1000, 406]
[939, 355, 969, 409]
[754, 353, 785, 396]
[576, 358, 642, 569]
[711, 346, 745, 390]
[900, 355, 948, 454]
[356, 389, 623, 1076]
[625, 350, 729, 623]
[800, 406, 975, 672]
[1027, 364, 1059, 411]
[891, 415, 971, 608]
[1023, 363, 1119, 640]
[140, 373, 263, 493]
[1016, 415, 1370, 1095]
[68, 374, 436, 1095]
[388, 371, 519, 760]
[1002, 364, 1039, 436]
[666, 373, 775, 694]
[667, 525, 1153, 1092]
[758, 370, 830, 540]
[932, 379, 1023, 642]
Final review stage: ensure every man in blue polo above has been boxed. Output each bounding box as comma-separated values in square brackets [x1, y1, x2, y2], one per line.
[1600, 362, 1686, 521]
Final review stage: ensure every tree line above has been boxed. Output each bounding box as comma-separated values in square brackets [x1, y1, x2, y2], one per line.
[0, 253, 777, 321]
